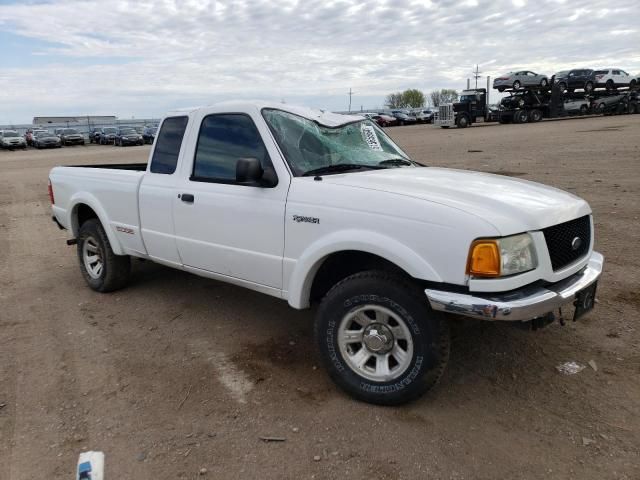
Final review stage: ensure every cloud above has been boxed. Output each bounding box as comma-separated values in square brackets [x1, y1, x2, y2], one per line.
[0, 0, 638, 123]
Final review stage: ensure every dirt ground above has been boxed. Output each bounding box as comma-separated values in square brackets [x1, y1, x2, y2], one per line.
[1, 116, 639, 480]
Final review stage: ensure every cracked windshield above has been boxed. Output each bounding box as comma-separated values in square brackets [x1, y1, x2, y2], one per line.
[262, 109, 414, 176]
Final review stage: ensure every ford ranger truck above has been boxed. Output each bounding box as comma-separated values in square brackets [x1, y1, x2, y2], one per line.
[48, 101, 603, 405]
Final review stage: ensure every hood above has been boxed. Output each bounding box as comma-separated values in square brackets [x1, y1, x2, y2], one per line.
[319, 167, 590, 235]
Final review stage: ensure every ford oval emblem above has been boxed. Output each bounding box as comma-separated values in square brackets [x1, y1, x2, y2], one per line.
[571, 237, 583, 251]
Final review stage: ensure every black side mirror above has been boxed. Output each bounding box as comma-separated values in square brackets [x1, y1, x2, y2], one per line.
[236, 157, 264, 185]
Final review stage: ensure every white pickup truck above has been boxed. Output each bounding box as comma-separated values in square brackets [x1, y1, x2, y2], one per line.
[49, 101, 603, 405]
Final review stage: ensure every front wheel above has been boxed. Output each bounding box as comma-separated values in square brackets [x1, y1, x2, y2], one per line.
[77, 219, 131, 292]
[456, 115, 469, 128]
[513, 81, 521, 90]
[585, 81, 594, 93]
[540, 78, 548, 87]
[315, 271, 450, 405]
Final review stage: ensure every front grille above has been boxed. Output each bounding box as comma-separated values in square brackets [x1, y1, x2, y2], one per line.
[543, 215, 591, 271]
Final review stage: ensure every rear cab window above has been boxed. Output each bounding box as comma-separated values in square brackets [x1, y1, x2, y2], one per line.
[150, 116, 189, 174]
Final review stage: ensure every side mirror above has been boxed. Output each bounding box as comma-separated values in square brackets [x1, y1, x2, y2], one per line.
[236, 157, 264, 185]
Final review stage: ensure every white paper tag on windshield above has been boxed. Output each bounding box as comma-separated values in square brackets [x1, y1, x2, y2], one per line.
[361, 124, 383, 151]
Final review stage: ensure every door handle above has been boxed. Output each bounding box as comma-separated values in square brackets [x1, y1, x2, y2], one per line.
[179, 193, 195, 203]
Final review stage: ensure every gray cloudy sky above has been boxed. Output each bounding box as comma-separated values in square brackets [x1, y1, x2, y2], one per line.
[0, 0, 638, 123]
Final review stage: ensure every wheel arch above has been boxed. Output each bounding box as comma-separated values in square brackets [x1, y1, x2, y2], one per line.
[68, 194, 125, 255]
[287, 231, 442, 309]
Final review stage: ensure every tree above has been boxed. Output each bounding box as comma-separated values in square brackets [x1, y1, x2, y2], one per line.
[430, 89, 459, 107]
[385, 92, 404, 109]
[401, 89, 425, 108]
[386, 89, 426, 109]
[430, 90, 442, 107]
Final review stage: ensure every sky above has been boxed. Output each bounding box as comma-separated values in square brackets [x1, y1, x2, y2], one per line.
[0, 0, 638, 124]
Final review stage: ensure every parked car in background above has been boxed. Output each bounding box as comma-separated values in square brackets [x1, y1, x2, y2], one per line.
[410, 109, 435, 124]
[99, 127, 118, 145]
[552, 69, 595, 93]
[390, 110, 417, 126]
[1, 130, 27, 149]
[114, 127, 144, 146]
[34, 131, 62, 149]
[3, 130, 28, 149]
[563, 98, 590, 115]
[142, 126, 157, 144]
[493, 71, 549, 92]
[59, 128, 85, 146]
[592, 69, 631, 90]
[591, 94, 627, 114]
[373, 114, 397, 127]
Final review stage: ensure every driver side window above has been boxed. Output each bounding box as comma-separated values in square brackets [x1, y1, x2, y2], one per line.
[191, 114, 276, 186]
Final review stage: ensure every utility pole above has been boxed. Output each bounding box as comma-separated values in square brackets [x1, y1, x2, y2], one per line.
[348, 88, 354, 112]
[472, 65, 482, 89]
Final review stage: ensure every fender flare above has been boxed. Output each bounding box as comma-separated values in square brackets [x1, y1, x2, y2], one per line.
[67, 192, 125, 255]
[287, 229, 442, 309]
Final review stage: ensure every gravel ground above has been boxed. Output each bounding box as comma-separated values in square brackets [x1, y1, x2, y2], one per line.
[1, 115, 639, 479]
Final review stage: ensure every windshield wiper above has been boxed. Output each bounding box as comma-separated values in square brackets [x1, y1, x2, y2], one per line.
[378, 158, 414, 167]
[302, 163, 384, 177]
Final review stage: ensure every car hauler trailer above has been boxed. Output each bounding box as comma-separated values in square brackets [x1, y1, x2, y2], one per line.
[497, 85, 638, 123]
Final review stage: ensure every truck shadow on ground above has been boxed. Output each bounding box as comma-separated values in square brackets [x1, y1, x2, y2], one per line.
[121, 259, 574, 406]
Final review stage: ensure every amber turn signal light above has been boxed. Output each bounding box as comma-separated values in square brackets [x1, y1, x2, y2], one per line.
[467, 240, 501, 277]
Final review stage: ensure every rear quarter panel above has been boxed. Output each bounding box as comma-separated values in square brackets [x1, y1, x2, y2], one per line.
[50, 166, 146, 256]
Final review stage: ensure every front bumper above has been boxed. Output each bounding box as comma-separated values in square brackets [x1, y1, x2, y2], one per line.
[425, 252, 603, 321]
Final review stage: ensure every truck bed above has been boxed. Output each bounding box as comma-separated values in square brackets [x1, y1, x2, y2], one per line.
[50, 164, 147, 256]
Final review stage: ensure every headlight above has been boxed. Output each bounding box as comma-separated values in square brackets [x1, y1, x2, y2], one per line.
[467, 233, 537, 278]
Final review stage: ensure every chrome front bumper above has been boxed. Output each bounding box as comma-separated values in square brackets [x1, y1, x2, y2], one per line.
[425, 252, 604, 321]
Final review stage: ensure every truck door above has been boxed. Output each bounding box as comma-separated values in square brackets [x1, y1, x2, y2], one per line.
[172, 112, 288, 290]
[138, 116, 189, 266]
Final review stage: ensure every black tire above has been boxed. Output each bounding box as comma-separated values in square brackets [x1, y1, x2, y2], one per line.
[497, 87, 505, 93]
[605, 80, 614, 91]
[558, 82, 567, 92]
[314, 270, 450, 406]
[77, 219, 131, 292]
[585, 81, 594, 93]
[528, 109, 543, 122]
[540, 78, 548, 87]
[598, 102, 606, 114]
[456, 115, 469, 128]
[513, 81, 521, 90]
[513, 110, 528, 124]
[580, 105, 589, 115]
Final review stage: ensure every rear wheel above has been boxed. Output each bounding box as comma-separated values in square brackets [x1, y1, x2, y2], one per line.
[513, 110, 528, 124]
[540, 78, 548, 87]
[585, 81, 594, 93]
[528, 109, 543, 122]
[558, 82, 567, 92]
[513, 80, 521, 90]
[77, 219, 131, 292]
[597, 102, 606, 114]
[606, 80, 614, 90]
[315, 271, 450, 405]
[580, 105, 589, 115]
